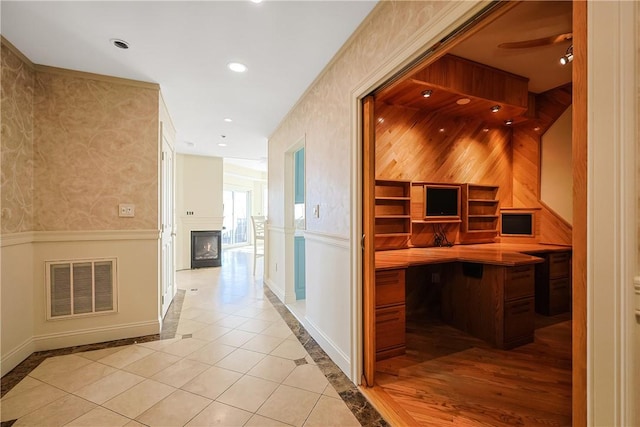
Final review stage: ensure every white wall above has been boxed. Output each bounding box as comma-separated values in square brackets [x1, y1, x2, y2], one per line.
[541, 106, 572, 223]
[175, 154, 224, 270]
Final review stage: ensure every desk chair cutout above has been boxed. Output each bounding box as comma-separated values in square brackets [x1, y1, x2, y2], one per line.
[251, 216, 265, 275]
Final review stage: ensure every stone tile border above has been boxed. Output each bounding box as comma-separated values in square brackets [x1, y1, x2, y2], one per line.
[263, 287, 388, 427]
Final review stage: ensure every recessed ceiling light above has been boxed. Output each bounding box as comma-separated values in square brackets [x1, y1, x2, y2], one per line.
[110, 39, 130, 49]
[456, 98, 471, 105]
[218, 143, 227, 147]
[377, 117, 384, 123]
[228, 62, 247, 73]
[224, 118, 233, 123]
[491, 105, 501, 113]
[250, 0, 263, 3]
[439, 128, 445, 133]
[422, 90, 433, 98]
[504, 119, 513, 126]
[534, 126, 541, 131]
[482, 128, 490, 132]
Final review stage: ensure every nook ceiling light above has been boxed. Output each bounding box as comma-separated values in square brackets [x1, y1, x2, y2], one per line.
[223, 118, 233, 122]
[491, 105, 501, 113]
[218, 143, 227, 147]
[227, 62, 247, 73]
[560, 45, 573, 65]
[504, 119, 513, 126]
[421, 90, 433, 98]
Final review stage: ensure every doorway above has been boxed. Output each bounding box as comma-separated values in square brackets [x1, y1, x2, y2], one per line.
[222, 190, 250, 247]
[360, 1, 586, 425]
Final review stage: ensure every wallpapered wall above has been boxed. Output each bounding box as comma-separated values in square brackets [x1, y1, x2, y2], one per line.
[1, 42, 35, 234]
[33, 70, 159, 231]
[1, 40, 160, 234]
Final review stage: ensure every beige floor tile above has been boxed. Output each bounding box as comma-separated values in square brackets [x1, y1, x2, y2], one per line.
[256, 385, 320, 427]
[236, 318, 274, 334]
[74, 370, 145, 404]
[216, 375, 278, 413]
[78, 346, 127, 361]
[303, 396, 360, 427]
[185, 341, 235, 365]
[98, 345, 155, 369]
[234, 307, 264, 318]
[283, 364, 328, 394]
[254, 310, 285, 322]
[185, 401, 252, 427]
[64, 406, 130, 426]
[191, 324, 232, 342]
[214, 329, 256, 347]
[215, 315, 252, 329]
[124, 420, 146, 426]
[179, 307, 209, 320]
[136, 338, 180, 351]
[151, 358, 210, 388]
[2, 376, 43, 400]
[245, 414, 294, 426]
[322, 383, 341, 399]
[0, 382, 67, 421]
[241, 334, 285, 354]
[176, 318, 210, 335]
[191, 310, 228, 324]
[136, 389, 211, 427]
[246, 355, 296, 383]
[261, 323, 294, 339]
[305, 355, 316, 365]
[122, 351, 181, 378]
[29, 355, 93, 382]
[215, 348, 265, 373]
[160, 337, 208, 357]
[181, 366, 241, 400]
[103, 379, 175, 419]
[35, 361, 117, 393]
[270, 340, 307, 360]
[14, 394, 95, 427]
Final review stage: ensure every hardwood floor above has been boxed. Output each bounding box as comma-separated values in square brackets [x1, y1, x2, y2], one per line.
[373, 314, 571, 426]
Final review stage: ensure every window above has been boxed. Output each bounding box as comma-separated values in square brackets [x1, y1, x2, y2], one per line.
[46, 258, 117, 320]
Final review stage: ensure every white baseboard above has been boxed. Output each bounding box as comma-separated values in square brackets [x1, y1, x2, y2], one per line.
[1, 338, 36, 377]
[303, 316, 352, 379]
[32, 320, 160, 352]
[265, 278, 285, 303]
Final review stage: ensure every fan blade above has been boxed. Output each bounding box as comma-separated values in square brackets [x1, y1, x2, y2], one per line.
[498, 32, 572, 49]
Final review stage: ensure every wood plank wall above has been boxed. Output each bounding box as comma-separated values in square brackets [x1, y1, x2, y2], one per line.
[512, 84, 572, 245]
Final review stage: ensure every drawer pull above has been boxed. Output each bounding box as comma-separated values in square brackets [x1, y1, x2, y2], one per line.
[508, 301, 531, 315]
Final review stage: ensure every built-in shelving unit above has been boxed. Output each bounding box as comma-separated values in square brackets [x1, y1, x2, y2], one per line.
[375, 180, 411, 249]
[461, 184, 499, 243]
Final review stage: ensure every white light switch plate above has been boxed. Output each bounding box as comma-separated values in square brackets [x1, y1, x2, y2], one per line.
[119, 203, 135, 217]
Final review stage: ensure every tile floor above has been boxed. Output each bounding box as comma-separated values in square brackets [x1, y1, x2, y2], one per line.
[0, 249, 368, 427]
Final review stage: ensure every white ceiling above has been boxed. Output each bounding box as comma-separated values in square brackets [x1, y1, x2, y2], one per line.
[1, 0, 377, 164]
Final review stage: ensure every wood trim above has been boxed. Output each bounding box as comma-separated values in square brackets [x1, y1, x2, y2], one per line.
[34, 64, 160, 90]
[359, 384, 419, 426]
[1, 36, 35, 69]
[572, 0, 588, 425]
[362, 95, 376, 387]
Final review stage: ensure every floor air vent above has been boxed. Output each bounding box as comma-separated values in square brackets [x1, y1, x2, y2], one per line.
[45, 258, 117, 320]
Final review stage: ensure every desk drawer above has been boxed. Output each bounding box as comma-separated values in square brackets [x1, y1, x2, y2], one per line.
[549, 252, 571, 279]
[376, 305, 405, 351]
[504, 265, 535, 300]
[376, 269, 405, 307]
[504, 297, 534, 343]
[549, 277, 571, 315]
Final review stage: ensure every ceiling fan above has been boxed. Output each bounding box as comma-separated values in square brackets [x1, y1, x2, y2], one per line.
[498, 32, 573, 49]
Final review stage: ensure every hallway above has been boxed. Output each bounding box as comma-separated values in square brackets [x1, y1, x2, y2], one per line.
[0, 249, 373, 426]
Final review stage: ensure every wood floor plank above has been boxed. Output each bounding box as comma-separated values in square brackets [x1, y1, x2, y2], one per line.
[374, 315, 572, 426]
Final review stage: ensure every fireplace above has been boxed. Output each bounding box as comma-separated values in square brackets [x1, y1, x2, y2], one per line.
[191, 230, 222, 268]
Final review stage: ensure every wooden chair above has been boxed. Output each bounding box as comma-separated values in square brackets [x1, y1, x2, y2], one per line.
[251, 216, 266, 275]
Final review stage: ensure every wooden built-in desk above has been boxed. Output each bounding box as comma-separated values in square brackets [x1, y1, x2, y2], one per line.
[374, 243, 571, 360]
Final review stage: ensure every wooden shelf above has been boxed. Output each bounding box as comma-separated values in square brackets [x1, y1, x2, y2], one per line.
[412, 219, 461, 224]
[461, 184, 499, 243]
[375, 180, 411, 249]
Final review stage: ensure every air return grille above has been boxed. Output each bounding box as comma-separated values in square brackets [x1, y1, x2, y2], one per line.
[46, 258, 117, 320]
